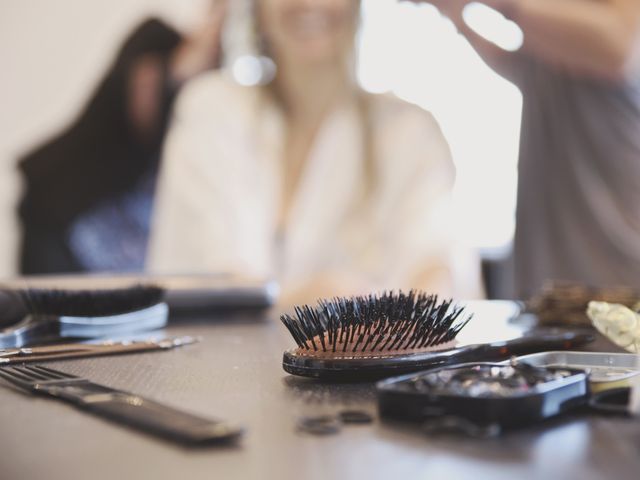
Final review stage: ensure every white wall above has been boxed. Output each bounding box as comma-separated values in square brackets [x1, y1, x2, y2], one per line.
[359, 0, 522, 254]
[0, 0, 208, 276]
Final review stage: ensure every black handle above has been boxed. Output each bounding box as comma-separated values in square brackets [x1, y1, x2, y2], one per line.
[453, 329, 595, 364]
[80, 392, 243, 445]
[282, 329, 596, 380]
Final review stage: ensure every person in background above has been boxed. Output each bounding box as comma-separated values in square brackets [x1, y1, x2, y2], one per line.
[148, 0, 481, 304]
[423, 0, 640, 298]
[17, 1, 227, 274]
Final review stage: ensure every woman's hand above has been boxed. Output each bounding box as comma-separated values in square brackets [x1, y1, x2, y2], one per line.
[485, 0, 640, 82]
[170, 0, 229, 85]
[128, 1, 228, 145]
[406, 0, 640, 82]
[403, 0, 521, 80]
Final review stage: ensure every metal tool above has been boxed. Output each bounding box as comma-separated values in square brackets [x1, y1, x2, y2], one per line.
[0, 364, 243, 445]
[0, 336, 199, 365]
[503, 351, 640, 393]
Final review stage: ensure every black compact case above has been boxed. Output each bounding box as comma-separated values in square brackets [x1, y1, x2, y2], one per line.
[377, 363, 589, 431]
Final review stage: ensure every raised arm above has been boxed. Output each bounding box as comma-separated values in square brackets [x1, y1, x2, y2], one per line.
[412, 0, 523, 81]
[418, 0, 640, 82]
[496, 0, 640, 81]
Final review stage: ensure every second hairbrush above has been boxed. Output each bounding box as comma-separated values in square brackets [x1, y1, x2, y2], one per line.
[280, 291, 594, 380]
[0, 285, 167, 348]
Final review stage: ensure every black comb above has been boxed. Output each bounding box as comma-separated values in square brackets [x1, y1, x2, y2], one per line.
[280, 290, 595, 381]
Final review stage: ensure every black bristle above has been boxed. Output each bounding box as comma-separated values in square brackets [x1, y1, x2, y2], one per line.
[282, 315, 304, 348]
[17, 285, 165, 317]
[280, 290, 472, 355]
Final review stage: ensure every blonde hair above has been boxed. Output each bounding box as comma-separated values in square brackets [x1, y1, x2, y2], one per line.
[227, 0, 377, 201]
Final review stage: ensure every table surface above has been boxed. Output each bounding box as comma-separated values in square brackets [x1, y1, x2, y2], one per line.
[2, 303, 639, 480]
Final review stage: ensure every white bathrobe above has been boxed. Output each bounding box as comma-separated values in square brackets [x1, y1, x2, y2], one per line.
[147, 72, 473, 297]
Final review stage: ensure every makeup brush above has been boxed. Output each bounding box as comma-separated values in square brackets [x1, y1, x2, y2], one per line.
[280, 290, 594, 380]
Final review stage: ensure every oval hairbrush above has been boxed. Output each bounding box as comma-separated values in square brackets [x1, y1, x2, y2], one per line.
[280, 291, 594, 380]
[0, 285, 167, 348]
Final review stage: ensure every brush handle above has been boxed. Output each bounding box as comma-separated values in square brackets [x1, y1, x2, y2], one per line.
[451, 329, 594, 363]
[0, 315, 60, 349]
[282, 329, 596, 380]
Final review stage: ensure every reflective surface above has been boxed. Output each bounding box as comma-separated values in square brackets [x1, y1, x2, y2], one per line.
[0, 306, 639, 480]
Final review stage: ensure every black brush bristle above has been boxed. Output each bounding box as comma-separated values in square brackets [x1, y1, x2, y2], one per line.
[280, 290, 472, 355]
[17, 285, 165, 317]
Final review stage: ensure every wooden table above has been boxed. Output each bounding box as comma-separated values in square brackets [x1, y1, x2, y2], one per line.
[1, 304, 639, 480]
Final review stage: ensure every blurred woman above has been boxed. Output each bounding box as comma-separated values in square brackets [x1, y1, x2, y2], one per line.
[148, 0, 478, 303]
[18, 2, 226, 274]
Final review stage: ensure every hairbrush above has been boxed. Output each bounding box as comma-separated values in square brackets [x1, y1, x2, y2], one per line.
[280, 291, 594, 380]
[0, 285, 168, 348]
